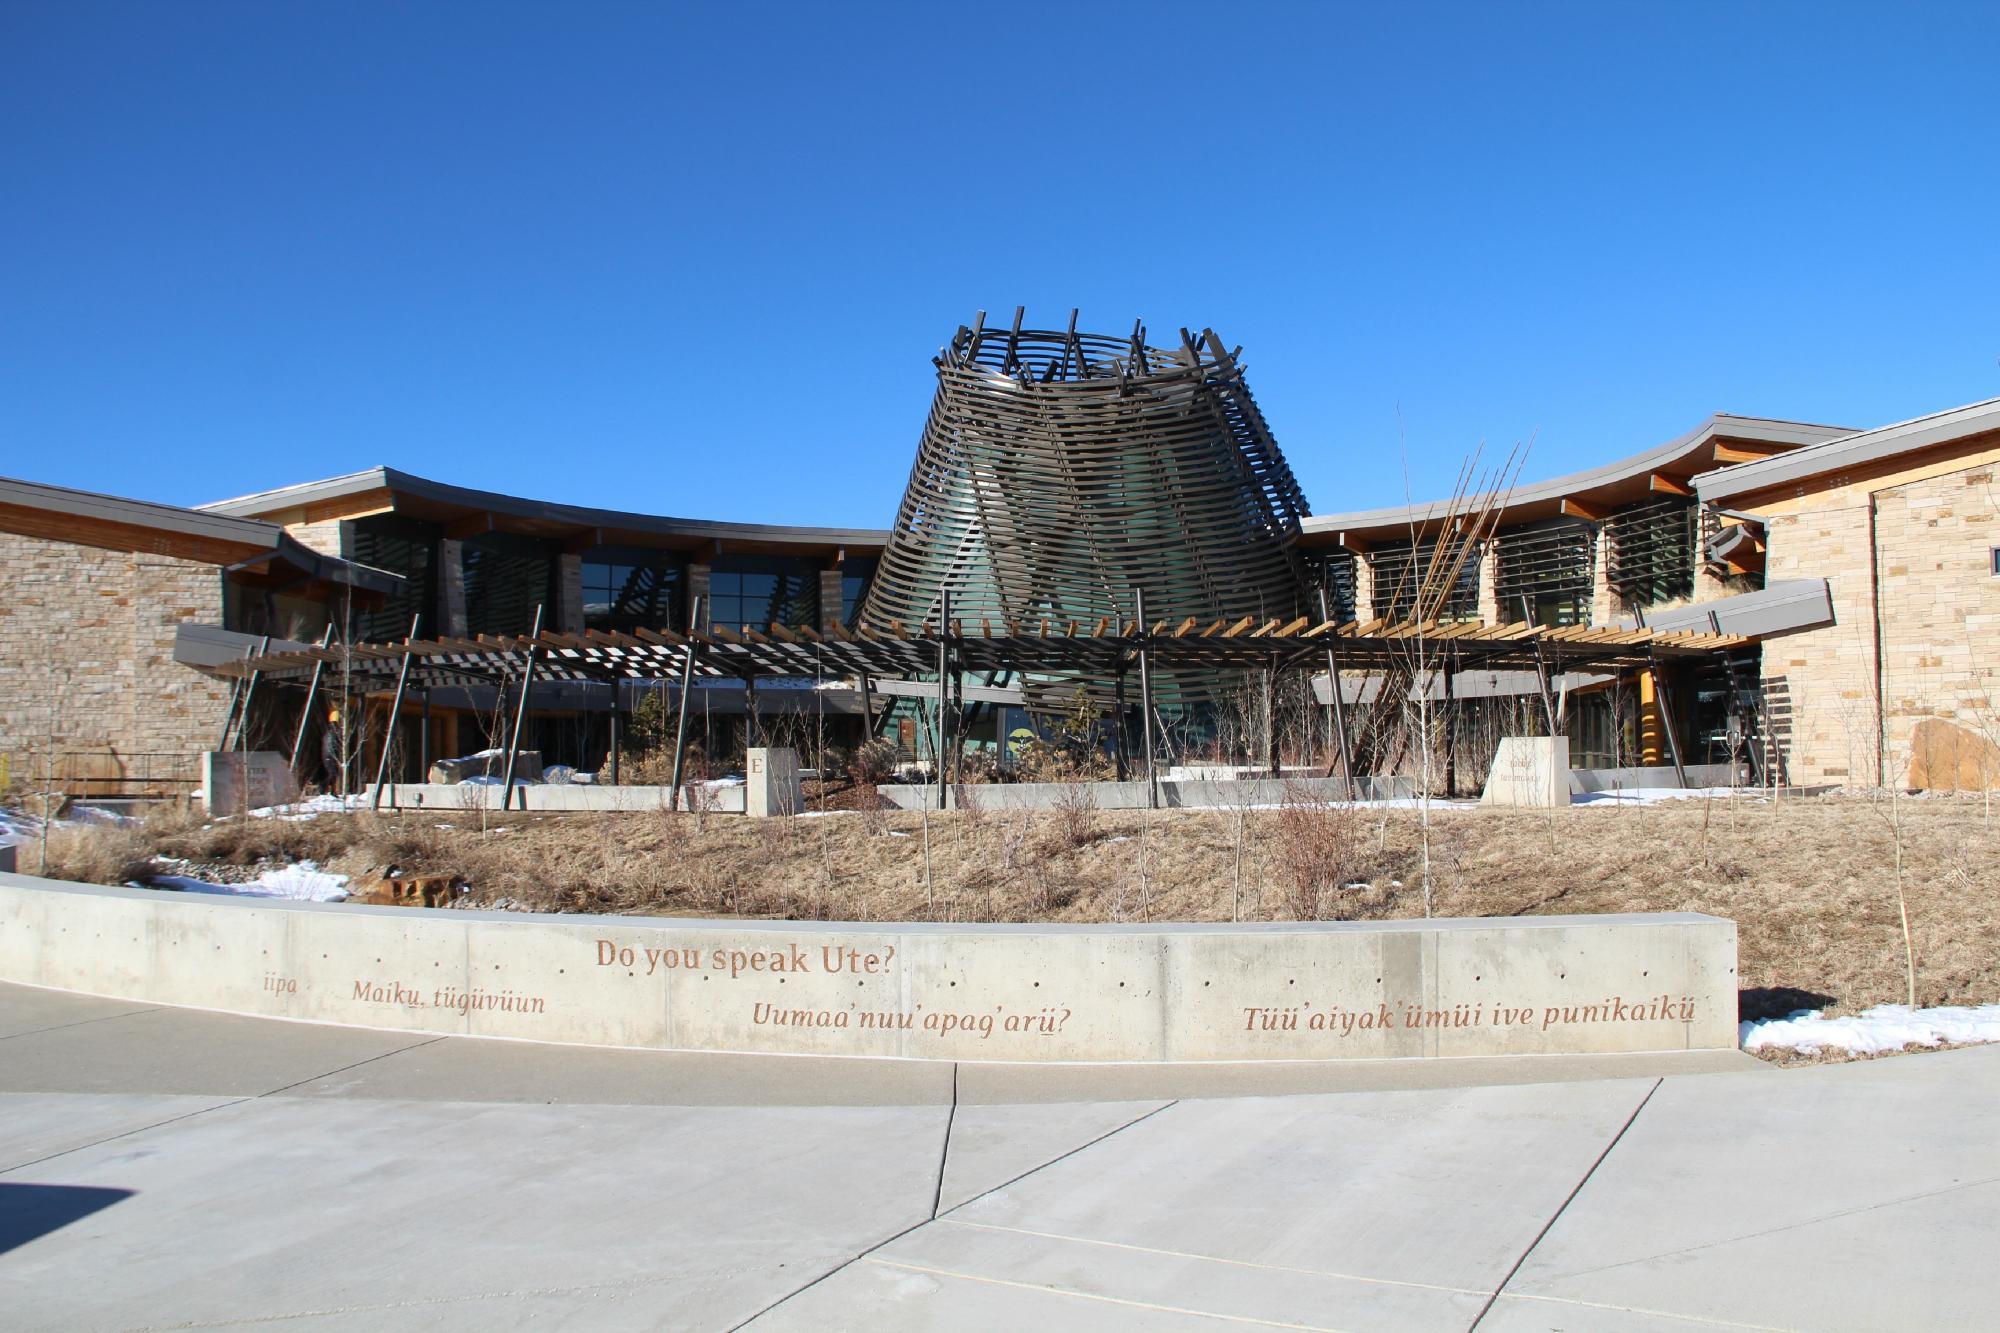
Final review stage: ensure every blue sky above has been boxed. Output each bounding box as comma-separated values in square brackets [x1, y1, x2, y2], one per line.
[3, 3, 1997, 523]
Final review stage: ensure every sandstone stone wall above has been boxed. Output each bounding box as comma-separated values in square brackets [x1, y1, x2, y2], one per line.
[0, 532, 231, 793]
[1874, 464, 2000, 788]
[1756, 455, 2000, 787]
[284, 519, 345, 558]
[1756, 501, 1880, 784]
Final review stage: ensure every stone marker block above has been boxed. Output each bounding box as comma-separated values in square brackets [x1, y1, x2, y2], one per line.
[428, 750, 541, 785]
[1482, 736, 1570, 808]
[201, 751, 300, 815]
[745, 747, 801, 817]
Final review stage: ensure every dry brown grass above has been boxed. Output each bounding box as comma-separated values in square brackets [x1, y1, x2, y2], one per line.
[31, 790, 2000, 1015]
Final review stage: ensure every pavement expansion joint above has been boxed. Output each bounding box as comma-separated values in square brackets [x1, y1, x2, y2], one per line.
[934, 1218, 1486, 1296]
[0, 1004, 164, 1043]
[928, 1062, 958, 1220]
[731, 1096, 1182, 1330]
[1, 1095, 254, 1177]
[1492, 1290, 1806, 1332]
[936, 1097, 1180, 1219]
[250, 1033, 450, 1098]
[859, 1256, 1351, 1331]
[1531, 1170, 2000, 1285]
[0, 1033, 448, 1176]
[1467, 1075, 1663, 1331]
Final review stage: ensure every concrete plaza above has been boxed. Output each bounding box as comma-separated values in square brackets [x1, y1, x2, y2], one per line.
[1, 981, 1991, 1331]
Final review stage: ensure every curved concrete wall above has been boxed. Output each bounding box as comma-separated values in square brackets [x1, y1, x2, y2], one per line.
[0, 873, 1738, 1063]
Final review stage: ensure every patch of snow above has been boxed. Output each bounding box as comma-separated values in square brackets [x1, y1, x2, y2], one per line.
[250, 793, 363, 821]
[460, 775, 532, 788]
[150, 860, 351, 902]
[1573, 787, 1765, 807]
[1740, 1004, 2000, 1055]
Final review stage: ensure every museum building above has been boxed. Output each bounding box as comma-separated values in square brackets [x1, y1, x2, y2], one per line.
[1, 316, 1996, 798]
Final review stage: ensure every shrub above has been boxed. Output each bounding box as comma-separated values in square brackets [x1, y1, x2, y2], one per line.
[1270, 782, 1365, 920]
[849, 738, 899, 786]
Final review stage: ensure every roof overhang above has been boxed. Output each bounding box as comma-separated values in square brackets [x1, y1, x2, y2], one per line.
[202, 467, 893, 557]
[0, 475, 402, 598]
[1302, 413, 1853, 546]
[1695, 396, 2000, 504]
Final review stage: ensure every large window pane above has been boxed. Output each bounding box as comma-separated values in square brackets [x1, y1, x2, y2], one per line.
[582, 548, 685, 633]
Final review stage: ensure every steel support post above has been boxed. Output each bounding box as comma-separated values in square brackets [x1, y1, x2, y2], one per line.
[1135, 589, 1158, 809]
[370, 613, 422, 810]
[1710, 609, 1763, 786]
[1264, 663, 1279, 777]
[1319, 588, 1356, 794]
[1520, 596, 1559, 734]
[935, 591, 951, 810]
[607, 683, 621, 785]
[498, 604, 544, 811]
[1649, 646, 1691, 789]
[668, 595, 704, 811]
[289, 626, 335, 778]
[858, 671, 880, 739]
[1112, 670, 1129, 781]
[219, 636, 272, 751]
[1443, 649, 1457, 798]
[420, 687, 431, 778]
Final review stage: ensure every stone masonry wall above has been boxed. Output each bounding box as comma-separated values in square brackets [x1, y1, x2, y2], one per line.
[1874, 464, 2000, 787]
[0, 532, 232, 792]
[1758, 501, 1880, 784]
[1757, 455, 2000, 787]
[284, 519, 346, 558]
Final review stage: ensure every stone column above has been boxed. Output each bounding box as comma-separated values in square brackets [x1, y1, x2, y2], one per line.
[686, 564, 711, 631]
[1351, 551, 1377, 622]
[438, 539, 468, 637]
[1588, 527, 1620, 627]
[818, 567, 846, 633]
[557, 553, 584, 634]
[1478, 542, 1503, 625]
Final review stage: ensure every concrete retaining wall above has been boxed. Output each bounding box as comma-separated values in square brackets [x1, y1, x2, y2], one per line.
[0, 872, 1737, 1063]
[877, 775, 1415, 812]
[1570, 763, 1737, 793]
[373, 783, 747, 813]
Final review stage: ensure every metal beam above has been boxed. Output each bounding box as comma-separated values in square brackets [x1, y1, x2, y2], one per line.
[498, 604, 543, 811]
[370, 613, 422, 810]
[288, 626, 335, 778]
[1135, 589, 1158, 809]
[668, 595, 704, 810]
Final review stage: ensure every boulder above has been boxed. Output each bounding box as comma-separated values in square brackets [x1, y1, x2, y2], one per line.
[428, 749, 541, 786]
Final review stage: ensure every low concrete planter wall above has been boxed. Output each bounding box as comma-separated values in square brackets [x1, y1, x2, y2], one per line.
[0, 872, 1737, 1063]
[375, 783, 748, 814]
[877, 775, 1415, 812]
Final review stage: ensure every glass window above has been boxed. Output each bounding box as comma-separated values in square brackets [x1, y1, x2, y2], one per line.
[348, 514, 442, 641]
[707, 555, 820, 630]
[583, 549, 685, 633]
[462, 531, 558, 636]
[840, 555, 878, 625]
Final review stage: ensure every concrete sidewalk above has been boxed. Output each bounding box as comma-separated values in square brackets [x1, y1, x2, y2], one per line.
[1, 982, 1991, 1331]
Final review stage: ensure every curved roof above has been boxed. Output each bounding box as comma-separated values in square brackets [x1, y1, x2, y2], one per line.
[1301, 412, 1854, 543]
[0, 474, 402, 595]
[203, 467, 892, 554]
[1696, 396, 2000, 502]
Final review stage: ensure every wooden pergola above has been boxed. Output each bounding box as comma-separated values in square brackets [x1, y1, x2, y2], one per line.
[217, 595, 1750, 812]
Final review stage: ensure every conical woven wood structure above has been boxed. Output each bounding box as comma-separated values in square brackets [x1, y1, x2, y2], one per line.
[862, 311, 1313, 685]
